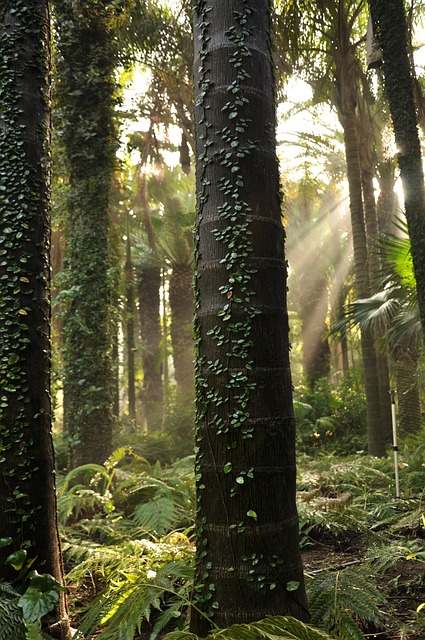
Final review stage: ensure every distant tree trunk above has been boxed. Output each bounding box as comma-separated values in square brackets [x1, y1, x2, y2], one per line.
[299, 267, 331, 388]
[0, 2, 70, 636]
[138, 265, 163, 430]
[169, 264, 195, 401]
[191, 0, 308, 634]
[54, 0, 118, 465]
[358, 103, 392, 444]
[334, 6, 387, 456]
[125, 226, 136, 422]
[370, 0, 425, 341]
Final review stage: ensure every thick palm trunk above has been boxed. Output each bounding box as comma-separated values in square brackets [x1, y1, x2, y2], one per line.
[169, 264, 195, 401]
[191, 1, 308, 633]
[370, 0, 425, 341]
[0, 2, 70, 636]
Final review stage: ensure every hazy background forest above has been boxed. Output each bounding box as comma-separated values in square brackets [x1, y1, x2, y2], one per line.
[2, 1, 425, 639]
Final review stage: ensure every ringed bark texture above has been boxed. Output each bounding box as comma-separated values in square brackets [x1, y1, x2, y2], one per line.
[191, 0, 308, 633]
[370, 0, 425, 341]
[0, 2, 70, 635]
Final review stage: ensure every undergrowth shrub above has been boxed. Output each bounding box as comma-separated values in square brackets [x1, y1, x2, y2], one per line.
[294, 377, 367, 455]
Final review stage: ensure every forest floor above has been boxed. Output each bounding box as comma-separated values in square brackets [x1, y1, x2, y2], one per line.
[301, 538, 424, 640]
[119, 536, 424, 640]
[131, 536, 424, 640]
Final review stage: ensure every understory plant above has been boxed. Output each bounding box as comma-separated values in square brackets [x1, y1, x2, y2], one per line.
[0, 537, 66, 640]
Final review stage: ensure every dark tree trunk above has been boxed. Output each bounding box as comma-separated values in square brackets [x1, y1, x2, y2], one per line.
[0, 2, 70, 636]
[169, 264, 195, 401]
[191, 0, 308, 633]
[370, 0, 425, 341]
[54, 0, 118, 465]
[138, 265, 164, 431]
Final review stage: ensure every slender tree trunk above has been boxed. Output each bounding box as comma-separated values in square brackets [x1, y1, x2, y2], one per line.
[359, 118, 392, 443]
[138, 265, 164, 431]
[299, 268, 331, 388]
[370, 0, 425, 341]
[340, 107, 385, 456]
[191, 1, 308, 633]
[125, 225, 136, 422]
[0, 2, 70, 636]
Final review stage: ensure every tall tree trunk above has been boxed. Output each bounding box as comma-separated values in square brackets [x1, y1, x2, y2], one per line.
[191, 1, 308, 633]
[370, 0, 425, 341]
[0, 2, 70, 636]
[169, 264, 195, 401]
[54, 0, 118, 465]
[334, 6, 387, 456]
[358, 101, 392, 444]
[339, 106, 385, 455]
[136, 165, 164, 430]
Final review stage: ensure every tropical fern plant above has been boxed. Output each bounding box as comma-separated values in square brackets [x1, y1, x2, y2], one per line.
[0, 582, 26, 640]
[163, 615, 333, 640]
[306, 567, 386, 640]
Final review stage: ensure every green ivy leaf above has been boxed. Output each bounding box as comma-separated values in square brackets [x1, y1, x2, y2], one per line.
[18, 572, 63, 623]
[286, 581, 300, 592]
[246, 510, 257, 521]
[6, 549, 27, 570]
[0, 536, 13, 549]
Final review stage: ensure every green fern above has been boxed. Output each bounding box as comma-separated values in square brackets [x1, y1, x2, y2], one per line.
[0, 582, 26, 640]
[73, 559, 193, 640]
[133, 494, 178, 535]
[164, 615, 333, 640]
[307, 567, 386, 639]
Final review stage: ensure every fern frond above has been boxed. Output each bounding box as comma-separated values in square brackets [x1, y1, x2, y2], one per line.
[307, 568, 385, 637]
[133, 495, 177, 535]
[0, 583, 26, 640]
[164, 615, 333, 640]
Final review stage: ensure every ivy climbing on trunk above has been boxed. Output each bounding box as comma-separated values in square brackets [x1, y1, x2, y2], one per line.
[191, 0, 309, 634]
[0, 1, 70, 636]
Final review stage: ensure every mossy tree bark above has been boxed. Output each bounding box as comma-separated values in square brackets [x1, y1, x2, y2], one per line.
[370, 0, 425, 342]
[53, 0, 121, 465]
[0, 2, 70, 636]
[191, 0, 309, 634]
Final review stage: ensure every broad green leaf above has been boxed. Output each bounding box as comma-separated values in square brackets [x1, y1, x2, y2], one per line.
[6, 549, 27, 570]
[0, 536, 13, 548]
